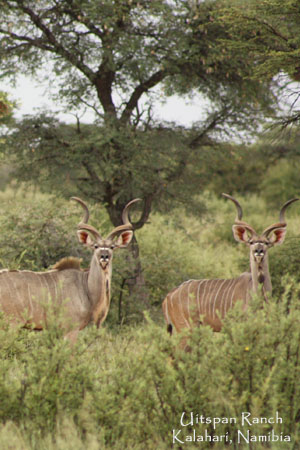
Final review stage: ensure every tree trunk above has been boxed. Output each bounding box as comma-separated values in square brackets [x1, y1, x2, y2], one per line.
[125, 234, 149, 307]
[106, 200, 150, 320]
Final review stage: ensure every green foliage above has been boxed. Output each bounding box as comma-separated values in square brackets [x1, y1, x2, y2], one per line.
[3, 117, 193, 210]
[0, 313, 98, 446]
[217, 0, 300, 126]
[0, 190, 298, 447]
[268, 236, 300, 295]
[0, 0, 278, 239]
[0, 192, 90, 270]
[0, 0, 274, 120]
[259, 159, 300, 208]
[0, 280, 300, 448]
[196, 143, 270, 196]
[217, 0, 300, 78]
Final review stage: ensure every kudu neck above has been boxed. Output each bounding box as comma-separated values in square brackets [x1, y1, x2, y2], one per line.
[250, 252, 272, 296]
[88, 253, 112, 308]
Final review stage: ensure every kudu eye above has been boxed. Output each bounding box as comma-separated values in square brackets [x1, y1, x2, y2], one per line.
[94, 244, 99, 249]
[110, 245, 115, 250]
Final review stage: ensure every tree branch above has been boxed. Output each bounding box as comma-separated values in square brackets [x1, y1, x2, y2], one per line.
[63, 0, 104, 40]
[94, 62, 117, 116]
[188, 106, 230, 149]
[131, 192, 156, 230]
[13, 1, 95, 80]
[242, 15, 296, 49]
[120, 70, 167, 123]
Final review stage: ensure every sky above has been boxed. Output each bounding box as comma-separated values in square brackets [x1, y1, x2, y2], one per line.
[1, 75, 206, 126]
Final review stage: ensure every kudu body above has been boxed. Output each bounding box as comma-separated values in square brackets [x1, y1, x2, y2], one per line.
[162, 195, 298, 334]
[0, 197, 139, 341]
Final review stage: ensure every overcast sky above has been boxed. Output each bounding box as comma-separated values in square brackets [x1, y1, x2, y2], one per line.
[1, 75, 206, 126]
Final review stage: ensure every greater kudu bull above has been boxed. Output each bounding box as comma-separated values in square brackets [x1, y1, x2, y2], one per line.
[0, 197, 140, 341]
[162, 195, 298, 336]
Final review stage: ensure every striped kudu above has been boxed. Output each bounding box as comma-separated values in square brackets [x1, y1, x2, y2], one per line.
[162, 194, 298, 335]
[0, 197, 140, 342]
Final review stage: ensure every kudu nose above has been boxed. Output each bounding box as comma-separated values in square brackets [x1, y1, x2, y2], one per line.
[99, 250, 111, 269]
[254, 248, 265, 262]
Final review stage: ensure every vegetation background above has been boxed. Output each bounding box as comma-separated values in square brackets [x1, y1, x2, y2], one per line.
[0, 0, 300, 448]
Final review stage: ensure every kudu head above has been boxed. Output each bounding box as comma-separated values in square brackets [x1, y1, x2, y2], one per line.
[71, 197, 141, 270]
[222, 194, 298, 284]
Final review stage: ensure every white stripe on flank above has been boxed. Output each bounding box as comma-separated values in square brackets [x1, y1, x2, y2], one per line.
[164, 296, 170, 324]
[230, 278, 239, 310]
[201, 280, 210, 318]
[186, 282, 190, 322]
[9, 273, 25, 313]
[212, 279, 227, 320]
[222, 278, 235, 318]
[196, 279, 206, 316]
[4, 273, 22, 319]
[219, 279, 228, 319]
[27, 282, 33, 316]
[207, 280, 214, 318]
[19, 272, 33, 317]
[186, 280, 197, 322]
[53, 274, 59, 302]
[179, 282, 191, 329]
[209, 279, 220, 319]
[35, 273, 47, 302]
[43, 275, 52, 302]
[170, 289, 176, 310]
[186, 281, 192, 323]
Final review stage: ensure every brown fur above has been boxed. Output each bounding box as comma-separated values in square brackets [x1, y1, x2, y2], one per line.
[52, 257, 82, 271]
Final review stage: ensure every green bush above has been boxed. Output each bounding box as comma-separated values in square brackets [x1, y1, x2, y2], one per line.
[0, 192, 87, 270]
[199, 144, 268, 196]
[0, 278, 300, 448]
[259, 159, 300, 208]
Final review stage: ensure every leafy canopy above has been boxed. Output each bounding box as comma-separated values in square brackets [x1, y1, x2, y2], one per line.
[0, 0, 274, 124]
[217, 0, 300, 125]
[0, 0, 278, 225]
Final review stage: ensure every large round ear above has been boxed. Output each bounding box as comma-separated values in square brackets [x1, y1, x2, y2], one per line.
[232, 225, 251, 245]
[114, 230, 133, 248]
[267, 227, 287, 246]
[77, 230, 94, 247]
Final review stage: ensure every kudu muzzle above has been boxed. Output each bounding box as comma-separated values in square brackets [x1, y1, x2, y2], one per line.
[253, 245, 265, 264]
[99, 249, 111, 269]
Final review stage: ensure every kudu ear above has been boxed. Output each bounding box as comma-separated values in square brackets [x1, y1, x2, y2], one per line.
[77, 230, 94, 247]
[114, 230, 133, 248]
[267, 227, 287, 246]
[232, 225, 251, 245]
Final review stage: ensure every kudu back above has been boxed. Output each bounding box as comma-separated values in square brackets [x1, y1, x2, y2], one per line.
[162, 195, 298, 335]
[0, 197, 140, 341]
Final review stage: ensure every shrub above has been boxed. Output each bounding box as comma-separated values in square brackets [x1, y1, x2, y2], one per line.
[259, 159, 300, 208]
[0, 193, 88, 270]
[0, 277, 300, 448]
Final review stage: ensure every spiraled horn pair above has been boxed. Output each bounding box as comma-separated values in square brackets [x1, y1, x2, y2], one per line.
[222, 193, 298, 238]
[71, 196, 141, 240]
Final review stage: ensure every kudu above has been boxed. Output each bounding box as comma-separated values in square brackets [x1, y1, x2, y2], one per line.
[0, 197, 140, 341]
[162, 194, 298, 335]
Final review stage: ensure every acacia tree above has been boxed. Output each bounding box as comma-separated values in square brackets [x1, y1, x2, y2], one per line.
[0, 0, 276, 304]
[215, 0, 300, 126]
